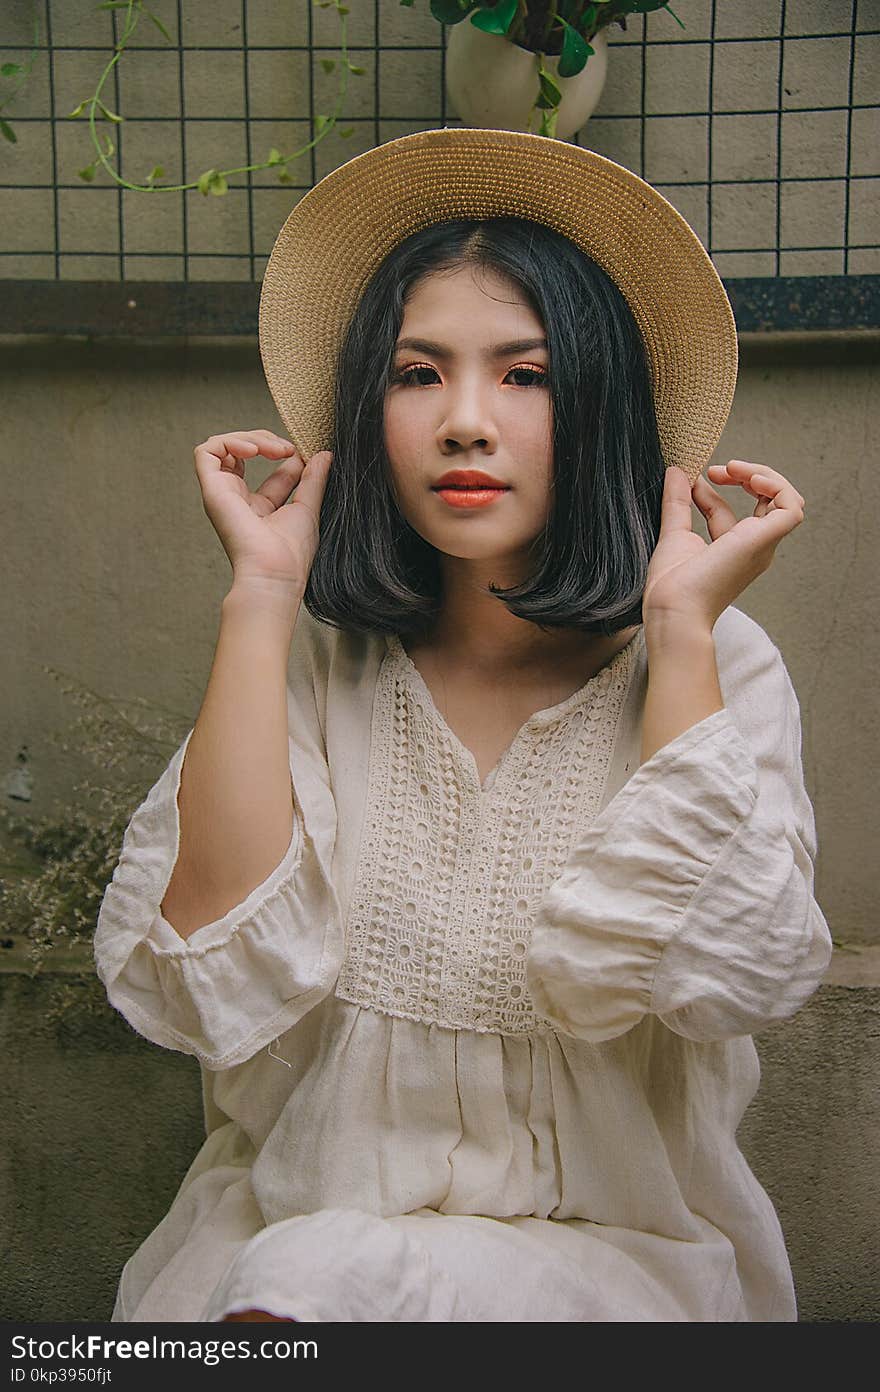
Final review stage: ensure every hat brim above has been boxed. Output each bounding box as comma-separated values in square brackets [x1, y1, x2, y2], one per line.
[259, 127, 738, 484]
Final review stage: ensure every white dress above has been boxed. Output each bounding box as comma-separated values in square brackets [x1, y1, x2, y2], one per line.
[93, 603, 832, 1322]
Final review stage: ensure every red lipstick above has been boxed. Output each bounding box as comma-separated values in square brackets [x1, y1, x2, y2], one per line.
[433, 469, 508, 489]
[432, 468, 510, 510]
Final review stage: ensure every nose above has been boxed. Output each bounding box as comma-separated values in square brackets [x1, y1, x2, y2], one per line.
[435, 376, 499, 456]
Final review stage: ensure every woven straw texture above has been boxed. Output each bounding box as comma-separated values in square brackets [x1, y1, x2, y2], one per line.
[259, 128, 739, 484]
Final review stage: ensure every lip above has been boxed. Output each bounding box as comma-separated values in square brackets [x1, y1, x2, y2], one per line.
[433, 487, 509, 511]
[432, 469, 509, 489]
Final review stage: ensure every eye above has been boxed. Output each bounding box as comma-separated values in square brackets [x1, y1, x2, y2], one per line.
[506, 365, 548, 387]
[393, 363, 440, 387]
[391, 363, 548, 387]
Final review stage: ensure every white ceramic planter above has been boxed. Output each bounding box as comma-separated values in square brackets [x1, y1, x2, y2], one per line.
[445, 22, 609, 139]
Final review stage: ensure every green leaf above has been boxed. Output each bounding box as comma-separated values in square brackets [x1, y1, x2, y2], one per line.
[0, 118, 16, 143]
[320, 58, 336, 73]
[142, 6, 174, 43]
[1, 62, 23, 77]
[536, 66, 562, 107]
[339, 125, 354, 137]
[470, 0, 519, 36]
[77, 164, 97, 182]
[95, 98, 123, 124]
[277, 169, 295, 185]
[145, 164, 165, 181]
[266, 147, 283, 165]
[578, 4, 598, 35]
[430, 1, 478, 24]
[557, 19, 592, 78]
[67, 101, 89, 119]
[197, 168, 229, 196]
[348, 63, 365, 74]
[315, 113, 330, 135]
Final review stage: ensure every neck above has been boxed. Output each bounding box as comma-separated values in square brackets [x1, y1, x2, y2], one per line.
[415, 554, 640, 680]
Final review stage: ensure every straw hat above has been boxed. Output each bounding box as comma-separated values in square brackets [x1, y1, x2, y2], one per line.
[258, 127, 738, 485]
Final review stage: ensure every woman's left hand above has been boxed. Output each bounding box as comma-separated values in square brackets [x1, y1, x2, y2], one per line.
[641, 459, 806, 632]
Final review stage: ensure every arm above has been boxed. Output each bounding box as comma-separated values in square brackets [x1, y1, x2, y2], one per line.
[639, 619, 724, 766]
[94, 432, 344, 1067]
[161, 578, 303, 940]
[93, 594, 344, 1070]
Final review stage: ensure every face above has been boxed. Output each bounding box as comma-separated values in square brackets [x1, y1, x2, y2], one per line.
[383, 263, 554, 569]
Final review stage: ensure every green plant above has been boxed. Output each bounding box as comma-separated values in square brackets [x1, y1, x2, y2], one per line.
[0, 0, 362, 197]
[0, 665, 190, 982]
[402, 0, 684, 136]
[69, 0, 362, 195]
[0, 1, 684, 188]
[0, 0, 40, 144]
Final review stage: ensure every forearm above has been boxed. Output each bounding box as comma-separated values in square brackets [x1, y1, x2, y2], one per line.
[640, 620, 724, 766]
[160, 579, 304, 940]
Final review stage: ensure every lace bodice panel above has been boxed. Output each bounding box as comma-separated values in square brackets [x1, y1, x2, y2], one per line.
[334, 633, 641, 1035]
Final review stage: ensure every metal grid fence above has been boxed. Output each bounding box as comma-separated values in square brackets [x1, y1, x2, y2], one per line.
[0, 0, 878, 331]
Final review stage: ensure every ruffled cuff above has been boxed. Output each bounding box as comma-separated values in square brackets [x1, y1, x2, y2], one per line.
[527, 708, 751, 1042]
[528, 667, 832, 1046]
[94, 723, 344, 1069]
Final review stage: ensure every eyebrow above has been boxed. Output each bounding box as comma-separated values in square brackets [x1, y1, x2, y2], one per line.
[394, 336, 549, 358]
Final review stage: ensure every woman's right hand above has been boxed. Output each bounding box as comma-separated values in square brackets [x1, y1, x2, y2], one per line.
[193, 429, 332, 592]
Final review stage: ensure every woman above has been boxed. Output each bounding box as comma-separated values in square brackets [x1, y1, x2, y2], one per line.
[94, 129, 830, 1322]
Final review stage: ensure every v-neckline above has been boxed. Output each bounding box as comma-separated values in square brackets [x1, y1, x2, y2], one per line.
[384, 628, 644, 796]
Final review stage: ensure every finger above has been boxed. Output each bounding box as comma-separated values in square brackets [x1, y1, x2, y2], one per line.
[747, 468, 806, 516]
[253, 447, 310, 510]
[196, 435, 298, 493]
[737, 500, 806, 550]
[659, 465, 698, 535]
[283, 451, 333, 537]
[233, 428, 298, 455]
[707, 460, 769, 501]
[211, 429, 295, 446]
[707, 465, 805, 538]
[708, 459, 806, 511]
[195, 437, 256, 496]
[745, 475, 806, 530]
[204, 433, 295, 463]
[690, 473, 740, 541]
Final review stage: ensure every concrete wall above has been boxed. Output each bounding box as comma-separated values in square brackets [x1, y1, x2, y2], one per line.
[1, 332, 878, 1322]
[2, 334, 877, 945]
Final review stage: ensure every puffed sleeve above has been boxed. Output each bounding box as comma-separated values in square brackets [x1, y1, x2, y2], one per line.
[93, 610, 345, 1070]
[526, 615, 833, 1044]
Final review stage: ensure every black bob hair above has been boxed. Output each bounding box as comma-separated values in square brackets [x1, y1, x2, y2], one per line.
[302, 217, 667, 641]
